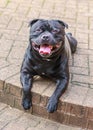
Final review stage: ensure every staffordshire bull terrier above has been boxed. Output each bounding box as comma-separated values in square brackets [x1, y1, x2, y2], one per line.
[20, 19, 77, 113]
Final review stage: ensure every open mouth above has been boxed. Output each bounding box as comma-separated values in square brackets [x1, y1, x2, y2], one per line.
[32, 42, 62, 57]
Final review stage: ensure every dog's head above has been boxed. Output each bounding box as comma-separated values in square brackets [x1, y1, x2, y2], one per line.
[29, 19, 68, 58]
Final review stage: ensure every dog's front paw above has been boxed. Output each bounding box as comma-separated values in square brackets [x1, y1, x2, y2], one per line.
[46, 97, 58, 113]
[22, 98, 32, 110]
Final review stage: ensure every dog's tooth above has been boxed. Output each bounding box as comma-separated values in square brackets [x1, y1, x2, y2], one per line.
[49, 45, 53, 49]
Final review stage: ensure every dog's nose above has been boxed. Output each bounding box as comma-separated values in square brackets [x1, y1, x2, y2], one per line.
[41, 35, 49, 41]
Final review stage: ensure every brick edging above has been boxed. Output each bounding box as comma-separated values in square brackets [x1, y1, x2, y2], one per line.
[0, 80, 93, 129]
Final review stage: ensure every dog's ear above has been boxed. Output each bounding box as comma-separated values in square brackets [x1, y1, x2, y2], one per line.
[29, 19, 39, 27]
[57, 20, 68, 29]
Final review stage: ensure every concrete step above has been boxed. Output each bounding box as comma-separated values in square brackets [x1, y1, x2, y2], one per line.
[0, 76, 93, 130]
[0, 102, 83, 130]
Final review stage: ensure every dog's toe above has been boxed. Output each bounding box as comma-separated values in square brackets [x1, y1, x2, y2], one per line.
[22, 98, 32, 110]
[47, 103, 57, 113]
[46, 98, 58, 113]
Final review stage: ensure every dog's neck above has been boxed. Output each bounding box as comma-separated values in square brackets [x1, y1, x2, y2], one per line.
[42, 58, 52, 61]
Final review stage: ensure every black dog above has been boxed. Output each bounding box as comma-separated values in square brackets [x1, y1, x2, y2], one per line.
[20, 19, 77, 113]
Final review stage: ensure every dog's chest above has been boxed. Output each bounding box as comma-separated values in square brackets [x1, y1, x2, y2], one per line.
[33, 63, 52, 75]
[33, 60, 58, 77]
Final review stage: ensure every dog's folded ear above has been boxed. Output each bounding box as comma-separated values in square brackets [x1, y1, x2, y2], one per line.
[29, 19, 39, 27]
[57, 20, 68, 29]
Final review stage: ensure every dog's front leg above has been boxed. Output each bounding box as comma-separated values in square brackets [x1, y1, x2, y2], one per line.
[47, 77, 68, 113]
[20, 72, 33, 110]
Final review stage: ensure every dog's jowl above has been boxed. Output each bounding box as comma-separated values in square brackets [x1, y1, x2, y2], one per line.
[20, 19, 77, 113]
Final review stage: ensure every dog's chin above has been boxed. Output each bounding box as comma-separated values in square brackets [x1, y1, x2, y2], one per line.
[32, 42, 62, 58]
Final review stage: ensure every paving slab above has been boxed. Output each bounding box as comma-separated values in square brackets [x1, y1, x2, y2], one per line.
[0, 102, 82, 130]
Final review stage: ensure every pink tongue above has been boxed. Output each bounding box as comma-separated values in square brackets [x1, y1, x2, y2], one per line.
[39, 45, 51, 55]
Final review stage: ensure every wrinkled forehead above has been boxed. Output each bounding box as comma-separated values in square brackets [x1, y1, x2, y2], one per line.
[48, 20, 62, 28]
[31, 20, 63, 30]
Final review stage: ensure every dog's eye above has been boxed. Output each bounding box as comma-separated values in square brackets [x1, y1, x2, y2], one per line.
[52, 29, 59, 33]
[36, 28, 42, 32]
